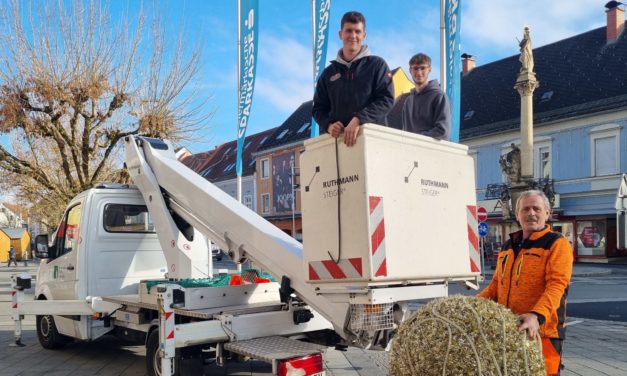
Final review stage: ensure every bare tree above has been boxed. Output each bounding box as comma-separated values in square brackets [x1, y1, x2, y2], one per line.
[0, 0, 211, 228]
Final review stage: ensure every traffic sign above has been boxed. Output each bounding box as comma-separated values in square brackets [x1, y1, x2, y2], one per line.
[477, 206, 488, 222]
[478, 222, 489, 237]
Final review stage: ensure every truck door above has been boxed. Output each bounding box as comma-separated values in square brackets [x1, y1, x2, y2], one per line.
[47, 203, 82, 300]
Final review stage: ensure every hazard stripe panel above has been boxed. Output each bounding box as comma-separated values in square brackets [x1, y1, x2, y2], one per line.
[467, 205, 481, 272]
[309, 258, 363, 280]
[370, 196, 387, 277]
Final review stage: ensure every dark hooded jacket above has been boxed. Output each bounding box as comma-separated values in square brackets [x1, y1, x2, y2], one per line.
[312, 46, 394, 133]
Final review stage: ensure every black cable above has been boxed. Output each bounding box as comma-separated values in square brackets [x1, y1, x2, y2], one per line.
[327, 137, 342, 264]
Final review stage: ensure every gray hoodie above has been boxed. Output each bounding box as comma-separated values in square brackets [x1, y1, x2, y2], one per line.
[391, 80, 451, 140]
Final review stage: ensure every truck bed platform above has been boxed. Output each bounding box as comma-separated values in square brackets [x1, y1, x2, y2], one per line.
[224, 335, 326, 363]
[103, 294, 285, 319]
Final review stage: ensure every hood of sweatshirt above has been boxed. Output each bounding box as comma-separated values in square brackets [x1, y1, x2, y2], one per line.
[334, 45, 371, 68]
[413, 80, 442, 95]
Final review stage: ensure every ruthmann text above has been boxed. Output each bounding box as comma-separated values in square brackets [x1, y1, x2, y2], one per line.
[322, 174, 359, 188]
[420, 179, 449, 189]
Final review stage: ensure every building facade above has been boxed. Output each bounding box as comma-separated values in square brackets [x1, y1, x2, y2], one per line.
[181, 128, 277, 212]
[461, 4, 627, 261]
[254, 102, 313, 239]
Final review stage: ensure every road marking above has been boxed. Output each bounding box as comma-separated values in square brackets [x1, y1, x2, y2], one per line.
[566, 320, 584, 327]
[568, 298, 627, 303]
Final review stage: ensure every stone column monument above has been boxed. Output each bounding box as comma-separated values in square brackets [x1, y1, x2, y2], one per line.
[514, 27, 539, 180]
[499, 27, 541, 219]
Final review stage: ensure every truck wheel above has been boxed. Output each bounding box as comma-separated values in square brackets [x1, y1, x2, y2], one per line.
[36, 314, 72, 349]
[146, 329, 180, 376]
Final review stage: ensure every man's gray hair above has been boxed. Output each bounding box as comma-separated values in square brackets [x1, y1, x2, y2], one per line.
[515, 190, 551, 214]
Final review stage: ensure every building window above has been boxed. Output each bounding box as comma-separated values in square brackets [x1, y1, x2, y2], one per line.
[260, 158, 270, 179]
[297, 122, 310, 133]
[261, 193, 270, 214]
[533, 138, 552, 179]
[590, 124, 620, 176]
[223, 163, 235, 173]
[593, 136, 617, 176]
[243, 195, 253, 210]
[276, 129, 289, 139]
[538, 146, 551, 179]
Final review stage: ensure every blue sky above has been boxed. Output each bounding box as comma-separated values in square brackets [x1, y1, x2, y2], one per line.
[171, 0, 606, 153]
[0, 0, 608, 157]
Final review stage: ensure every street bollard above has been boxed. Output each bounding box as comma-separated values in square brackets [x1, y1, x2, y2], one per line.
[10, 274, 31, 347]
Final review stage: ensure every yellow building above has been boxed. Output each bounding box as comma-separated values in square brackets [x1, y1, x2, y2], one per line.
[0, 229, 9, 262]
[391, 67, 414, 98]
[0, 227, 31, 261]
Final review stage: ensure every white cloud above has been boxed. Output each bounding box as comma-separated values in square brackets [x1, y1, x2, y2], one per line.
[255, 34, 315, 112]
[366, 6, 442, 80]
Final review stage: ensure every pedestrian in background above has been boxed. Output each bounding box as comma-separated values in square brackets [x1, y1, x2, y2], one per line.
[8, 245, 17, 267]
[478, 190, 573, 375]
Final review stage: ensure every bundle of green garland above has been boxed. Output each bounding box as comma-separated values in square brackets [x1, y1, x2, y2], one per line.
[390, 295, 545, 376]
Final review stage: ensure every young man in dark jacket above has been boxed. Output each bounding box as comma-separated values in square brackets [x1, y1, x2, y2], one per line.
[312, 11, 394, 147]
[388, 53, 451, 140]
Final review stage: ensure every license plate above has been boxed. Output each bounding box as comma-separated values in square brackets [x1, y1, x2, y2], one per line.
[309, 372, 326, 376]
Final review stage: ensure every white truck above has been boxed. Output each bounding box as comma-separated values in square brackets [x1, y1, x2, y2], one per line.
[11, 124, 482, 376]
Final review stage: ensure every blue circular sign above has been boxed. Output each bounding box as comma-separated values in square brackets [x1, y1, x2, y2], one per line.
[478, 222, 489, 237]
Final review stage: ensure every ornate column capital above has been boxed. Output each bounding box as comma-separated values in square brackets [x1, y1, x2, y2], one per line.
[514, 75, 539, 96]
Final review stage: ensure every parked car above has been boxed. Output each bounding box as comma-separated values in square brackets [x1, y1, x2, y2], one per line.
[211, 243, 223, 261]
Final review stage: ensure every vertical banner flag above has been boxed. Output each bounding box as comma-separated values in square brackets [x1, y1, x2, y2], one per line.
[445, 0, 461, 142]
[311, 0, 331, 138]
[237, 0, 259, 176]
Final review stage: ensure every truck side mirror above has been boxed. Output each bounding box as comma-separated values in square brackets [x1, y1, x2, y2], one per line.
[34, 234, 50, 259]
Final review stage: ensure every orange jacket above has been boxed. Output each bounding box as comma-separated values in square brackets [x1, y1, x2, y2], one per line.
[478, 225, 573, 339]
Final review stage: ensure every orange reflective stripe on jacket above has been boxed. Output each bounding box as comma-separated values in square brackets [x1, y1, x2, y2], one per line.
[478, 225, 573, 339]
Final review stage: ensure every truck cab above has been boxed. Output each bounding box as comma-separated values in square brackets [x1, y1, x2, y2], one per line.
[34, 183, 166, 340]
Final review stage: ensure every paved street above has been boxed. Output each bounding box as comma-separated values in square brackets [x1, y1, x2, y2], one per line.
[2, 261, 627, 375]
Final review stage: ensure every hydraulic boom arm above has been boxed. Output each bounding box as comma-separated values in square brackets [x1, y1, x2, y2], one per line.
[124, 136, 352, 339]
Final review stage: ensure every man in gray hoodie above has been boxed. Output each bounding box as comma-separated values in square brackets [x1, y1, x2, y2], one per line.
[388, 53, 451, 140]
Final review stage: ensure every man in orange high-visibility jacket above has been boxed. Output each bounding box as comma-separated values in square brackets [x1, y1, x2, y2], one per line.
[478, 190, 573, 375]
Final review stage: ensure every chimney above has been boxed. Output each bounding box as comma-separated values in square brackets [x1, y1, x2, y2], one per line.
[461, 53, 476, 74]
[606, 1, 625, 42]
[462, 53, 477, 74]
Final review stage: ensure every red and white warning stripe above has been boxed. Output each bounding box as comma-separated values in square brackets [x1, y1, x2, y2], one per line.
[158, 286, 176, 359]
[467, 205, 481, 272]
[370, 196, 387, 277]
[309, 258, 362, 280]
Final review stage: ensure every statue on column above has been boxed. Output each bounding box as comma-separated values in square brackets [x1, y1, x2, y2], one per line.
[499, 143, 521, 184]
[518, 27, 534, 74]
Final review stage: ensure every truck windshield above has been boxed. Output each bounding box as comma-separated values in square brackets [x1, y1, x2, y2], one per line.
[103, 204, 156, 233]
